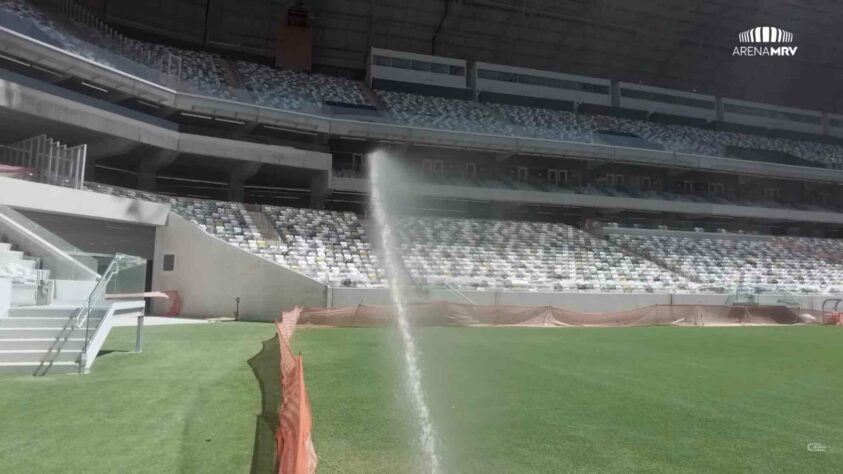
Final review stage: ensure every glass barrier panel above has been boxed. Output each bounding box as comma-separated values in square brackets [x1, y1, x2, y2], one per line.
[0, 204, 99, 281]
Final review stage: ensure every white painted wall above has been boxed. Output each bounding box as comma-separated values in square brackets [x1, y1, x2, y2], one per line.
[10, 283, 36, 306]
[53, 279, 98, 304]
[151, 214, 327, 321]
[722, 97, 822, 134]
[475, 61, 611, 106]
[618, 82, 716, 120]
[329, 288, 736, 313]
[370, 48, 467, 89]
[0, 277, 10, 318]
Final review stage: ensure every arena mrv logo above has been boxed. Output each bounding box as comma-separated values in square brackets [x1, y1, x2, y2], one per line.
[732, 26, 798, 56]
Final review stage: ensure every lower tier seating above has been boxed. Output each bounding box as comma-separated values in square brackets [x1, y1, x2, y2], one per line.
[609, 233, 843, 294]
[86, 183, 843, 294]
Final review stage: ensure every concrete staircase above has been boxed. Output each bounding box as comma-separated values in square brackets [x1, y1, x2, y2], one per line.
[0, 239, 91, 375]
[0, 212, 143, 375]
[0, 306, 88, 374]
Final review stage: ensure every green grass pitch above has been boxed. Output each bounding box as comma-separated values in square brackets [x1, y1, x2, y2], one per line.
[295, 326, 843, 473]
[1, 323, 842, 473]
[0, 322, 277, 474]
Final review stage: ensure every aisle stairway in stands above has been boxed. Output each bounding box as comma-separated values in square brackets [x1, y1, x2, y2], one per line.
[246, 208, 282, 246]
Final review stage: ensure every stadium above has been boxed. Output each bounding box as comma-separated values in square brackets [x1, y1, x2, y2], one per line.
[0, 0, 842, 472]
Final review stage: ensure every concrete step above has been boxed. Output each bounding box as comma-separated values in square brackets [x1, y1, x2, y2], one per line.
[16, 258, 38, 271]
[0, 250, 24, 265]
[8, 306, 79, 318]
[0, 361, 79, 375]
[0, 349, 81, 363]
[0, 317, 75, 328]
[0, 327, 95, 340]
[0, 242, 11, 252]
[0, 338, 85, 350]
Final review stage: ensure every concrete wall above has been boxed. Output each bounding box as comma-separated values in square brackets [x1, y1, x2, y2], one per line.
[329, 287, 843, 313]
[0, 277, 10, 318]
[331, 177, 843, 225]
[53, 280, 98, 304]
[21, 210, 157, 260]
[329, 288, 735, 312]
[151, 213, 327, 321]
[0, 178, 169, 226]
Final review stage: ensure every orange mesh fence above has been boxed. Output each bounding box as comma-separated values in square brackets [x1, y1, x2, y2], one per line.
[275, 316, 318, 474]
[162, 290, 182, 317]
[280, 306, 302, 340]
[297, 302, 807, 327]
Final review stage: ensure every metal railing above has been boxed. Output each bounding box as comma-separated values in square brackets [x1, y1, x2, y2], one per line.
[0, 134, 86, 189]
[74, 253, 146, 372]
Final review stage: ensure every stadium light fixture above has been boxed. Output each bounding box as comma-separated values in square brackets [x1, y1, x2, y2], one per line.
[81, 81, 109, 93]
[136, 100, 160, 109]
[214, 117, 246, 125]
[180, 112, 212, 120]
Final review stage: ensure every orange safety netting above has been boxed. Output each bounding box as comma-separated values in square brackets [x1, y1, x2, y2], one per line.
[275, 307, 318, 474]
[162, 290, 183, 317]
[296, 302, 806, 327]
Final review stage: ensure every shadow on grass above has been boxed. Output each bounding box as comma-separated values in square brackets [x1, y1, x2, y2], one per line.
[247, 334, 281, 474]
[96, 349, 130, 358]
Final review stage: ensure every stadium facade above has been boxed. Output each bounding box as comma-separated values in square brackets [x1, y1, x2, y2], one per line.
[2, 0, 843, 375]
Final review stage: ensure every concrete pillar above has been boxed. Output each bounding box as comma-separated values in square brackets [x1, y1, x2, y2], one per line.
[84, 138, 139, 185]
[610, 80, 621, 108]
[310, 171, 329, 209]
[488, 202, 510, 220]
[138, 149, 178, 192]
[84, 157, 97, 183]
[227, 162, 263, 202]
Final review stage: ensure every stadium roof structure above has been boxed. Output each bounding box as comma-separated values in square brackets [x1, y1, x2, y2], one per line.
[305, 0, 843, 112]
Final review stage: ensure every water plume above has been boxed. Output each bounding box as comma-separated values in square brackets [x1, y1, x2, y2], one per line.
[368, 150, 440, 472]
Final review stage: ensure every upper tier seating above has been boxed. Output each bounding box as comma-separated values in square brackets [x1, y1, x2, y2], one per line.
[395, 216, 694, 293]
[608, 233, 843, 294]
[1, 0, 107, 64]
[237, 61, 371, 111]
[1, 0, 238, 100]
[4, 0, 843, 168]
[377, 91, 514, 135]
[387, 95, 843, 167]
[141, 44, 236, 100]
